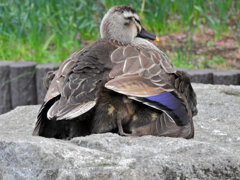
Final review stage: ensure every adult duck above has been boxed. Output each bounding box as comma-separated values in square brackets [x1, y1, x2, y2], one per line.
[33, 5, 197, 139]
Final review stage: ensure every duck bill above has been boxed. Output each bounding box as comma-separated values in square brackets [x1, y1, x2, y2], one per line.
[137, 28, 157, 41]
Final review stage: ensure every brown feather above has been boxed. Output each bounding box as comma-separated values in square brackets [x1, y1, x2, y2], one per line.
[106, 45, 175, 97]
[39, 39, 117, 122]
[105, 75, 171, 97]
[123, 56, 141, 74]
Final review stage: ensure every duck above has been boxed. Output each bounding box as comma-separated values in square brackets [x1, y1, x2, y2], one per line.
[33, 5, 197, 139]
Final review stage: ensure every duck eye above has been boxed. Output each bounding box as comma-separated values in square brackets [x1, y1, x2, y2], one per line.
[124, 17, 132, 26]
[126, 17, 132, 20]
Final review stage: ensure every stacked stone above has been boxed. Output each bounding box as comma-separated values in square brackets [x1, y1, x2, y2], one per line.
[0, 61, 58, 115]
[0, 61, 13, 114]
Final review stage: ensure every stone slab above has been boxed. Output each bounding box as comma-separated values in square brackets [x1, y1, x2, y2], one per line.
[10, 62, 37, 108]
[0, 61, 13, 114]
[0, 84, 240, 179]
[213, 70, 240, 85]
[187, 69, 214, 84]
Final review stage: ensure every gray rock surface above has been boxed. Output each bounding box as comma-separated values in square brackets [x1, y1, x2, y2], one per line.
[187, 69, 214, 84]
[213, 70, 240, 85]
[10, 62, 37, 108]
[0, 84, 240, 180]
[0, 61, 13, 114]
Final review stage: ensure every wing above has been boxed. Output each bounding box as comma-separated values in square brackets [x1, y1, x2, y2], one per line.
[44, 55, 75, 102]
[105, 45, 192, 126]
[46, 56, 100, 120]
[33, 55, 75, 135]
[35, 39, 115, 125]
[106, 45, 176, 95]
[33, 39, 116, 136]
[174, 70, 198, 117]
[47, 40, 116, 120]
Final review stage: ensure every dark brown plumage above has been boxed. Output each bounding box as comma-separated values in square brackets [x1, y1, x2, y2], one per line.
[92, 70, 196, 139]
[125, 70, 196, 139]
[33, 39, 117, 138]
[33, 5, 198, 139]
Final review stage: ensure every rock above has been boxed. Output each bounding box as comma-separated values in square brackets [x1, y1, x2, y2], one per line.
[10, 62, 37, 108]
[0, 84, 240, 179]
[213, 70, 240, 85]
[187, 69, 214, 84]
[0, 61, 13, 114]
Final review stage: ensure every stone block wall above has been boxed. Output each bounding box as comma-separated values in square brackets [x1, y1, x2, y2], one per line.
[0, 61, 58, 114]
[0, 61, 239, 115]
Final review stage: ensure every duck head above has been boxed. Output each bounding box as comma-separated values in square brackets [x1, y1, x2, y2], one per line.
[100, 5, 157, 44]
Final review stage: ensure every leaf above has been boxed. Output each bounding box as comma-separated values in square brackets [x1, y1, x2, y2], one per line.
[206, 15, 215, 26]
[194, 5, 203, 13]
[43, 34, 55, 51]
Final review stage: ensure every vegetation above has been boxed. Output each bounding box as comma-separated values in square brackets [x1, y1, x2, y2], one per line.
[0, 0, 239, 68]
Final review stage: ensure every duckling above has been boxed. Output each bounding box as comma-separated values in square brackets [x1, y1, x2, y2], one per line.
[92, 70, 197, 139]
[33, 5, 197, 139]
[125, 71, 196, 139]
[91, 87, 138, 135]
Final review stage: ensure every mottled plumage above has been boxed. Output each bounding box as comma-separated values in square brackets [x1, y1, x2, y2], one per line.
[33, 5, 197, 139]
[33, 39, 117, 138]
[105, 45, 196, 130]
[126, 70, 197, 139]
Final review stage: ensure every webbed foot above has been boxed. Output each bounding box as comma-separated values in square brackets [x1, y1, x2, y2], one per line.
[117, 117, 133, 136]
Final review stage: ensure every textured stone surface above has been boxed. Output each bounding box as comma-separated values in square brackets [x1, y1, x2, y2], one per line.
[187, 69, 214, 84]
[0, 84, 240, 179]
[0, 61, 13, 114]
[10, 62, 37, 108]
[213, 70, 240, 85]
[36, 63, 58, 104]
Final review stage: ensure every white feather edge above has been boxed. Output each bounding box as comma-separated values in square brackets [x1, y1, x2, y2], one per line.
[105, 81, 174, 97]
[47, 101, 96, 120]
[105, 83, 150, 97]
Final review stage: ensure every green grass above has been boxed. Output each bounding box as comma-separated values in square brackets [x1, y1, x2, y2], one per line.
[0, 0, 239, 66]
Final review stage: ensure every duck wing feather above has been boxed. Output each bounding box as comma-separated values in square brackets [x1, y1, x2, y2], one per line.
[33, 39, 116, 136]
[48, 40, 115, 120]
[105, 45, 194, 126]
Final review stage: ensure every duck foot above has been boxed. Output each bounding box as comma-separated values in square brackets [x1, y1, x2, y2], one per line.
[117, 117, 132, 136]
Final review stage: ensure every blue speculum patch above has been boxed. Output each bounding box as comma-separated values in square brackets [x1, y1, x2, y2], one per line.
[145, 92, 187, 124]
